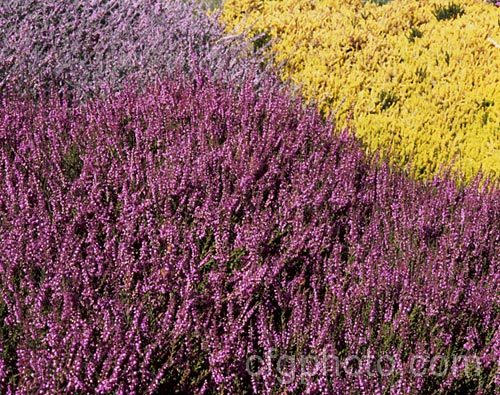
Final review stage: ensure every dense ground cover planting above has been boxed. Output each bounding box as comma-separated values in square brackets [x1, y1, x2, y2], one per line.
[0, 70, 498, 393]
[0, 0, 270, 102]
[223, 0, 500, 181]
[0, 0, 498, 394]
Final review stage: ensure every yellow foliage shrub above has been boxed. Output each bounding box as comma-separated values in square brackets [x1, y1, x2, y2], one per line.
[223, 0, 500, 181]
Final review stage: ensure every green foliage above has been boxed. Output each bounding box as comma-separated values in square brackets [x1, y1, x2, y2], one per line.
[227, 247, 246, 273]
[365, 0, 392, 5]
[61, 144, 83, 181]
[408, 26, 423, 43]
[477, 98, 494, 110]
[376, 90, 399, 111]
[0, 301, 20, 387]
[415, 66, 428, 82]
[433, 3, 465, 21]
[198, 229, 216, 259]
[252, 30, 272, 52]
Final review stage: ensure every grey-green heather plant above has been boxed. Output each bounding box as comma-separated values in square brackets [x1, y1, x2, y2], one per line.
[0, 0, 271, 102]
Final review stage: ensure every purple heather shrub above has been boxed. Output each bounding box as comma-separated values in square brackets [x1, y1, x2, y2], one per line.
[0, 0, 270, 102]
[0, 70, 498, 394]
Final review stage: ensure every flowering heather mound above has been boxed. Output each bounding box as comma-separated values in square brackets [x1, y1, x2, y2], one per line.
[223, 0, 500, 181]
[0, 71, 498, 394]
[0, 0, 268, 102]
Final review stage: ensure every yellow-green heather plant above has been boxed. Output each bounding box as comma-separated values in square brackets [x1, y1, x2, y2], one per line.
[223, 0, 500, 181]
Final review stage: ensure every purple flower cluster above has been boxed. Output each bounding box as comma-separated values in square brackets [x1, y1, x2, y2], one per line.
[0, 69, 498, 393]
[0, 0, 269, 102]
